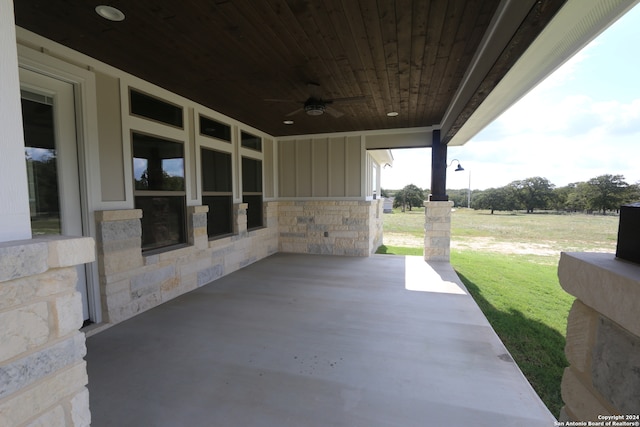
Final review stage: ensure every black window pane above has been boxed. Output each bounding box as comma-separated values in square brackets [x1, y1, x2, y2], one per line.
[201, 149, 232, 192]
[133, 133, 184, 191]
[135, 196, 186, 251]
[241, 131, 262, 151]
[22, 98, 61, 235]
[244, 195, 263, 229]
[130, 90, 183, 128]
[242, 157, 262, 193]
[200, 116, 231, 142]
[203, 195, 233, 237]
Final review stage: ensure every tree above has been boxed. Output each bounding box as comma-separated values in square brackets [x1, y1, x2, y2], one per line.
[392, 184, 426, 211]
[585, 174, 629, 215]
[509, 177, 555, 213]
[380, 188, 390, 198]
[471, 187, 517, 214]
[447, 189, 468, 208]
[563, 182, 590, 212]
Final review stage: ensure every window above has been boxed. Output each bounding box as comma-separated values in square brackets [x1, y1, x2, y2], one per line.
[130, 89, 183, 128]
[201, 148, 233, 238]
[132, 133, 186, 251]
[242, 157, 263, 229]
[200, 115, 231, 142]
[241, 131, 262, 152]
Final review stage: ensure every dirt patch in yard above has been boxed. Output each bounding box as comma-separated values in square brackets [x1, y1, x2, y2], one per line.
[383, 233, 614, 257]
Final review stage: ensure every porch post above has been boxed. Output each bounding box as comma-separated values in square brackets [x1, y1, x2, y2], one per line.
[429, 130, 447, 202]
[425, 129, 453, 262]
[0, 0, 31, 242]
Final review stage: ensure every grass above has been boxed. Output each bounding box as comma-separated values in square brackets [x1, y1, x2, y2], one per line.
[451, 250, 573, 417]
[377, 207, 620, 417]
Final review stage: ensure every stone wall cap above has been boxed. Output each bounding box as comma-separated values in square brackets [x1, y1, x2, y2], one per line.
[0, 236, 95, 282]
[188, 205, 209, 214]
[424, 201, 454, 207]
[95, 209, 143, 221]
[559, 252, 640, 336]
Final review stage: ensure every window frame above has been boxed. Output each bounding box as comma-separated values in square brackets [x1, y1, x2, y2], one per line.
[241, 154, 263, 230]
[200, 146, 234, 239]
[131, 130, 188, 253]
[129, 88, 184, 129]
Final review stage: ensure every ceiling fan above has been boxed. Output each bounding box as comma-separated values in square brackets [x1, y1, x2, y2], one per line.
[265, 83, 366, 118]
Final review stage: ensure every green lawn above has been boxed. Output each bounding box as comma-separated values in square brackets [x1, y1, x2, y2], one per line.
[378, 208, 620, 417]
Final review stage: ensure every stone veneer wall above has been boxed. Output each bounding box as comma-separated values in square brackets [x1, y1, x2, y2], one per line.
[96, 201, 278, 325]
[278, 200, 382, 256]
[558, 252, 640, 422]
[424, 201, 454, 262]
[369, 199, 384, 253]
[0, 236, 95, 427]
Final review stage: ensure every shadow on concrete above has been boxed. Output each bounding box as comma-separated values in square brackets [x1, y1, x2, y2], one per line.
[454, 271, 568, 418]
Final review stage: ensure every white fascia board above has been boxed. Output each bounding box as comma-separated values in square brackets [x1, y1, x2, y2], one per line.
[368, 150, 394, 167]
[448, 0, 640, 147]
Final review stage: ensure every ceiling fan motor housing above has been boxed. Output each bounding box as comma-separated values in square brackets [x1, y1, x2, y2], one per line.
[304, 98, 326, 115]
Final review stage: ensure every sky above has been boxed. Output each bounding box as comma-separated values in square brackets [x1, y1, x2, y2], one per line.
[381, 3, 640, 192]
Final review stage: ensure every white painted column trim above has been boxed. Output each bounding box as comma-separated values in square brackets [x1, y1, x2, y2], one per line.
[0, 1, 31, 242]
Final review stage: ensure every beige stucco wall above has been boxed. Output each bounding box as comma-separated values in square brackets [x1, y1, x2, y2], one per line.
[95, 71, 126, 203]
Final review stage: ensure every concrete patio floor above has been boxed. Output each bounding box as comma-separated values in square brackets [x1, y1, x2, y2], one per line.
[86, 253, 556, 427]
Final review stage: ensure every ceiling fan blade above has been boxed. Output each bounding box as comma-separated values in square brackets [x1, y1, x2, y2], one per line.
[285, 108, 304, 117]
[325, 106, 344, 118]
[327, 96, 367, 104]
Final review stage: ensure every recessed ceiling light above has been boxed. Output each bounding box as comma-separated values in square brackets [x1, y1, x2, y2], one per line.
[387, 111, 399, 117]
[283, 120, 294, 125]
[95, 5, 125, 22]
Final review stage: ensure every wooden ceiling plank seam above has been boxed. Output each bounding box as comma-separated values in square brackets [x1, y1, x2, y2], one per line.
[263, 0, 336, 101]
[376, 0, 402, 119]
[321, 0, 366, 112]
[289, 2, 350, 103]
[311, 1, 363, 105]
[263, 0, 366, 135]
[415, 0, 449, 125]
[395, 0, 413, 120]
[427, 1, 465, 118]
[213, 1, 300, 85]
[322, 0, 377, 130]
[407, 0, 429, 126]
[200, 0, 325, 130]
[434, 1, 484, 107]
[360, 0, 395, 122]
[339, 0, 386, 120]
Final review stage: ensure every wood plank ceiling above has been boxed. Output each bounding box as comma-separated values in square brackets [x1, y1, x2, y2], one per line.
[14, 0, 564, 139]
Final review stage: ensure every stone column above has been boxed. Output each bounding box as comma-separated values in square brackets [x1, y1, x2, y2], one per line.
[188, 205, 209, 250]
[424, 200, 454, 262]
[0, 236, 95, 426]
[558, 252, 640, 422]
[234, 202, 248, 237]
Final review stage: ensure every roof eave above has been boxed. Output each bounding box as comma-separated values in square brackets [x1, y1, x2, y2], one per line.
[447, 0, 639, 147]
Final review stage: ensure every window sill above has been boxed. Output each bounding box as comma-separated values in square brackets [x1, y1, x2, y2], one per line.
[142, 243, 190, 257]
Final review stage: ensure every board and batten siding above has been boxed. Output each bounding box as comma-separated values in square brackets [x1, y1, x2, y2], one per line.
[278, 136, 362, 198]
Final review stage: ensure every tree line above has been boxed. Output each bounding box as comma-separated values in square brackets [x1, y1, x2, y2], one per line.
[384, 174, 640, 214]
